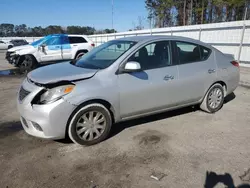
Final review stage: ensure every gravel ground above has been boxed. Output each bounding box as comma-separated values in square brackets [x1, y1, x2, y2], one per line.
[0, 53, 250, 188]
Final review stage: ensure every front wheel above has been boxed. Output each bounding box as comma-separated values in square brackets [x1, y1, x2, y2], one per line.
[19, 55, 37, 73]
[200, 84, 225, 113]
[68, 104, 112, 146]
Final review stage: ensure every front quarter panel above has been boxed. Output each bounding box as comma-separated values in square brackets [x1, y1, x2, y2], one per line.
[63, 70, 120, 121]
[16, 47, 37, 56]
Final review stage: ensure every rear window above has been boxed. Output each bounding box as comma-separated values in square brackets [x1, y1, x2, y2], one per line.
[200, 46, 212, 60]
[69, 37, 87, 44]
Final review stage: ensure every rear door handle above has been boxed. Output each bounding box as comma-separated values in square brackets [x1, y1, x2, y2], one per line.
[164, 75, 174, 81]
[73, 45, 78, 46]
[208, 69, 216, 74]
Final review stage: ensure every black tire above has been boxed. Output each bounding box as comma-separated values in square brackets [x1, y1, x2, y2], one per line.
[19, 55, 37, 73]
[8, 45, 13, 49]
[200, 84, 225, 113]
[68, 103, 112, 146]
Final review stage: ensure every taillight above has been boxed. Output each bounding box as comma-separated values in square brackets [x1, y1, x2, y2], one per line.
[91, 43, 95, 47]
[231, 61, 239, 68]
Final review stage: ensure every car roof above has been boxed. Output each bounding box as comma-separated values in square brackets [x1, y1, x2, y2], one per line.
[46, 34, 88, 38]
[116, 35, 211, 47]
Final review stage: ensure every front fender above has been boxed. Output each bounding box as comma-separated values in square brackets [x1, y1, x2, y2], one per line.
[16, 48, 36, 56]
[63, 77, 120, 121]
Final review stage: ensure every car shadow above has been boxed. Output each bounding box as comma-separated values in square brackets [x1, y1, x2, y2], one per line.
[204, 171, 250, 188]
[224, 92, 236, 104]
[109, 105, 199, 139]
[109, 92, 236, 139]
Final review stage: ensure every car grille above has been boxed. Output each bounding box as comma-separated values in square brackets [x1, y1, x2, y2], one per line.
[19, 86, 30, 101]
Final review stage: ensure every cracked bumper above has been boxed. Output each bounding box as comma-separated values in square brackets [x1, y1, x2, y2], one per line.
[6, 52, 20, 65]
[17, 79, 76, 139]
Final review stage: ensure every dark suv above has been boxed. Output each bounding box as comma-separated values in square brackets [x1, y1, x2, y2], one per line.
[10, 39, 29, 46]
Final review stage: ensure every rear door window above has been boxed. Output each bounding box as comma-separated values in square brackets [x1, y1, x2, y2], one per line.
[176, 41, 201, 64]
[175, 41, 212, 64]
[69, 37, 87, 44]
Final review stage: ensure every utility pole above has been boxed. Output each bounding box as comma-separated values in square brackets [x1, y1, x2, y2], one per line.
[112, 0, 114, 31]
[238, 7, 248, 62]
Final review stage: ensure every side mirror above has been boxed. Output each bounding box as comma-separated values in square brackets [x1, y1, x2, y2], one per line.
[41, 43, 46, 48]
[123, 61, 141, 73]
[39, 43, 46, 52]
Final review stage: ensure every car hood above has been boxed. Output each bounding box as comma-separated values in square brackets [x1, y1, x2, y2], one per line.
[27, 62, 98, 84]
[8, 44, 34, 52]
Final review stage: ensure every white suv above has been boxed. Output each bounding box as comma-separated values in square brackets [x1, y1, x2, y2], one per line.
[6, 34, 95, 70]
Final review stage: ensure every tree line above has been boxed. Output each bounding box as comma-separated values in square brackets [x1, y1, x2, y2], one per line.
[146, 0, 250, 27]
[0, 24, 117, 37]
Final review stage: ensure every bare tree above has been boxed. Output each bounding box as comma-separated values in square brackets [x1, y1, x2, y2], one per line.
[132, 16, 145, 30]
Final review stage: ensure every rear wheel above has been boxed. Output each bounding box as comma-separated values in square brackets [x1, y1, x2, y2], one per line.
[68, 104, 112, 146]
[19, 55, 37, 73]
[200, 84, 224, 113]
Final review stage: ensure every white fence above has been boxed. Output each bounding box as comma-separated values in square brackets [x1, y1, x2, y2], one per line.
[1, 21, 250, 64]
[0, 37, 42, 43]
[87, 21, 250, 65]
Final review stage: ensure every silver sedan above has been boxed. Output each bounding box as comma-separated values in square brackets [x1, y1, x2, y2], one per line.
[17, 35, 240, 145]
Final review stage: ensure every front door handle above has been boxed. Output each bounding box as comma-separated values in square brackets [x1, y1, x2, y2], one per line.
[208, 69, 216, 74]
[164, 75, 174, 81]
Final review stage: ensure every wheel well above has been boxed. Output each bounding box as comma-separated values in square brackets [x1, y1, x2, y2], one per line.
[75, 50, 88, 58]
[18, 54, 38, 65]
[213, 81, 227, 96]
[65, 99, 115, 138]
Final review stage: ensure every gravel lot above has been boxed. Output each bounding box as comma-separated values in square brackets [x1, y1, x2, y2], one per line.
[0, 52, 250, 188]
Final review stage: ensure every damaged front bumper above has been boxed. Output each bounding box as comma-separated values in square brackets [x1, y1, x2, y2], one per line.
[6, 51, 20, 65]
[17, 78, 76, 139]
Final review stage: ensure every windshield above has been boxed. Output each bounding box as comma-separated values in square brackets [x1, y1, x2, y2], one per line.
[31, 37, 46, 46]
[74, 40, 137, 69]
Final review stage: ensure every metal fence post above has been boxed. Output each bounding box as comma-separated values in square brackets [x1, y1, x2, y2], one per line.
[238, 7, 247, 62]
[199, 28, 202, 41]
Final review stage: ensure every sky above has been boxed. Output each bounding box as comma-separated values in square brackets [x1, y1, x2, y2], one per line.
[0, 0, 149, 32]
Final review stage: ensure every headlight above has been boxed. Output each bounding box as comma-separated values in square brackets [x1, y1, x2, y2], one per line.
[39, 85, 75, 104]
